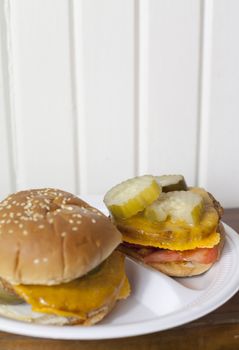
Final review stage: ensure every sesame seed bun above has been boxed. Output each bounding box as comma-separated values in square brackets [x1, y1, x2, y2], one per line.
[0, 189, 122, 285]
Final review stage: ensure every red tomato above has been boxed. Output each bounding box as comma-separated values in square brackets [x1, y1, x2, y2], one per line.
[143, 246, 219, 264]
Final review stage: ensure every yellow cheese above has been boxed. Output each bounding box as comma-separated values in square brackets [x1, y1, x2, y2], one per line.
[14, 251, 130, 319]
[121, 230, 220, 251]
[115, 187, 221, 250]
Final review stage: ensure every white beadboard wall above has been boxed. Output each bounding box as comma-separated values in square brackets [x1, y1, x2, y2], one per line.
[0, 0, 238, 208]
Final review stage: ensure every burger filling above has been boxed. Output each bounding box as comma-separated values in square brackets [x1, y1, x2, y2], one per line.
[115, 188, 223, 268]
[119, 241, 222, 265]
[13, 251, 130, 320]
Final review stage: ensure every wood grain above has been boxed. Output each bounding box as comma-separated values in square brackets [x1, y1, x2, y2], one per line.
[0, 208, 238, 349]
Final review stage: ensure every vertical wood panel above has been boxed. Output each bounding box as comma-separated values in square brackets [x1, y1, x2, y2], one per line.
[146, 0, 201, 185]
[0, 1, 15, 198]
[74, 0, 135, 195]
[197, 0, 214, 189]
[203, 0, 239, 207]
[9, 0, 76, 192]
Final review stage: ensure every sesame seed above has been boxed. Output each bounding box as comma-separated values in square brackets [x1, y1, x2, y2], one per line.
[8, 230, 13, 234]
[91, 219, 96, 224]
[24, 204, 32, 210]
[72, 227, 78, 231]
[2, 213, 7, 218]
[43, 258, 48, 263]
[97, 212, 102, 216]
[6, 205, 11, 209]
[48, 218, 54, 224]
[6, 220, 11, 224]
[9, 213, 14, 218]
[23, 230, 28, 236]
[12, 201, 16, 204]
[17, 213, 21, 217]
[38, 225, 44, 229]
[14, 220, 19, 224]
[33, 259, 39, 264]
[77, 220, 82, 224]
[19, 224, 23, 228]
[61, 232, 66, 237]
[69, 219, 74, 224]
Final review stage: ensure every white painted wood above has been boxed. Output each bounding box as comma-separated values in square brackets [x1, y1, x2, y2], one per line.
[197, 0, 214, 188]
[0, 1, 15, 198]
[146, 0, 201, 185]
[202, 0, 239, 207]
[137, 0, 149, 175]
[74, 0, 135, 195]
[8, 0, 76, 192]
[0, 0, 238, 207]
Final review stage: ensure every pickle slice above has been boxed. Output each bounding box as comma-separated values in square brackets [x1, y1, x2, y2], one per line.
[104, 175, 161, 219]
[0, 289, 23, 305]
[145, 191, 203, 225]
[156, 175, 188, 192]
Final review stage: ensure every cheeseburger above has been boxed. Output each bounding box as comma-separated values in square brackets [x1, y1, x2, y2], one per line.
[104, 175, 224, 277]
[0, 188, 130, 325]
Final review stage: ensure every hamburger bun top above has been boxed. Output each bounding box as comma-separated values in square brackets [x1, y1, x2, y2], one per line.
[0, 189, 122, 285]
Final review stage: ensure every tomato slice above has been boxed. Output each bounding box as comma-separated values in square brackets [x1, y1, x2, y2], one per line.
[143, 245, 219, 264]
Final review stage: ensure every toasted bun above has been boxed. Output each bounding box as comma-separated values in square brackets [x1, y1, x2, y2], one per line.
[148, 261, 214, 277]
[119, 223, 225, 277]
[0, 189, 122, 285]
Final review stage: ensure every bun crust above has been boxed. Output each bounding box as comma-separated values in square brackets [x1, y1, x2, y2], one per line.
[0, 189, 122, 285]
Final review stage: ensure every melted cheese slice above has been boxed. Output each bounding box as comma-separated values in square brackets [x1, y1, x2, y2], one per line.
[14, 251, 130, 320]
[116, 188, 221, 251]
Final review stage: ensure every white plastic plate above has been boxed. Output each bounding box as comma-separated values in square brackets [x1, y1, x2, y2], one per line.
[0, 196, 238, 340]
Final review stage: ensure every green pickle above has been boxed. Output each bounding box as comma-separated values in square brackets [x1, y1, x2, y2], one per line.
[0, 289, 23, 305]
[144, 190, 203, 225]
[156, 175, 188, 192]
[104, 175, 161, 219]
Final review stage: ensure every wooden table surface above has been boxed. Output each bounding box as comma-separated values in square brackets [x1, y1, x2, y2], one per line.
[0, 209, 238, 350]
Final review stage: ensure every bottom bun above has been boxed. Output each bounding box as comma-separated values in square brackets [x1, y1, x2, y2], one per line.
[119, 223, 225, 277]
[148, 261, 213, 277]
[0, 299, 117, 326]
